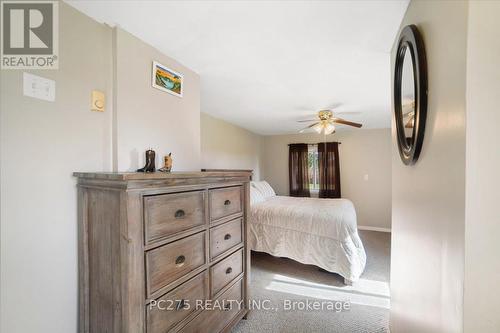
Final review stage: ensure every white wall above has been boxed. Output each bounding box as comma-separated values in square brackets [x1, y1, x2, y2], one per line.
[200, 113, 263, 180]
[261, 129, 392, 230]
[390, 1, 468, 332]
[464, 1, 500, 331]
[114, 28, 201, 172]
[0, 3, 113, 332]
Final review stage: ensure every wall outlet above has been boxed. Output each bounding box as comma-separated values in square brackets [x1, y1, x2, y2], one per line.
[23, 72, 55, 102]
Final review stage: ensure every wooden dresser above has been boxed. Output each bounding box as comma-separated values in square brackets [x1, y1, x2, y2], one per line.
[74, 171, 252, 333]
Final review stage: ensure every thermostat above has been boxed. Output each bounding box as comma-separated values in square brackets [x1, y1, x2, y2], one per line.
[91, 90, 105, 112]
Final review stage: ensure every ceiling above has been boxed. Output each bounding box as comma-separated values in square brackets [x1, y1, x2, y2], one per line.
[66, 0, 409, 135]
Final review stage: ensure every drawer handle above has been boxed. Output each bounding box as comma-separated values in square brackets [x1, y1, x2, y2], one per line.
[175, 255, 186, 267]
[175, 209, 185, 218]
[176, 299, 187, 311]
[224, 233, 231, 241]
[226, 267, 233, 274]
[224, 199, 231, 206]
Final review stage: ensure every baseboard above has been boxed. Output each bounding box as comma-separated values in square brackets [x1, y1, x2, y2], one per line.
[358, 225, 391, 233]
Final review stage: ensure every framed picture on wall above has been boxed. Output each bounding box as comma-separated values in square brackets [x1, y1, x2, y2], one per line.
[151, 61, 183, 97]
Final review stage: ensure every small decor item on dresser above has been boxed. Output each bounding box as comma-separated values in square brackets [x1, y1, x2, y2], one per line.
[137, 148, 156, 172]
[158, 153, 173, 173]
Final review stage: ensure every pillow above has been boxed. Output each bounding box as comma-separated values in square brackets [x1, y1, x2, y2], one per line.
[251, 180, 276, 198]
[250, 186, 266, 205]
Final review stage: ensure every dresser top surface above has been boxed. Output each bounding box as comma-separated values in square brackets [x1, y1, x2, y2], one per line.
[73, 170, 252, 181]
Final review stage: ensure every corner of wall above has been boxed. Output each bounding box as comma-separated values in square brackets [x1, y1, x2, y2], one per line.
[111, 26, 118, 172]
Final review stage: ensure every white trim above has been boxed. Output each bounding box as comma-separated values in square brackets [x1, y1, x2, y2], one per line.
[358, 225, 391, 233]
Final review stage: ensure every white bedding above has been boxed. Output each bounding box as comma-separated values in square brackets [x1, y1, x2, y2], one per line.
[249, 195, 366, 282]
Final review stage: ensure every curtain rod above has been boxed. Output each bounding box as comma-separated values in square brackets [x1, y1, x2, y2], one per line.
[287, 142, 341, 145]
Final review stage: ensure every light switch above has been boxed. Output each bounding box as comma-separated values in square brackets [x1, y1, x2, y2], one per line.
[364, 174, 369, 181]
[23, 72, 55, 102]
[91, 90, 105, 112]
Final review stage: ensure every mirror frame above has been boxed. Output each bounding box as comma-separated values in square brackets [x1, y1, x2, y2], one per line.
[394, 25, 428, 165]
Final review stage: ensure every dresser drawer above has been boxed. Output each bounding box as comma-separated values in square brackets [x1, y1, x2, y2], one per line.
[144, 191, 206, 244]
[147, 271, 209, 333]
[209, 186, 242, 221]
[146, 232, 206, 297]
[210, 249, 243, 296]
[210, 218, 242, 259]
[179, 278, 243, 333]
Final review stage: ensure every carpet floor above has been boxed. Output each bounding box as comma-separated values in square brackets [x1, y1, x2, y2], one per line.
[232, 230, 391, 333]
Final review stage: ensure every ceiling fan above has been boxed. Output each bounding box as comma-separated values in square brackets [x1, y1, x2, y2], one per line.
[403, 101, 415, 128]
[298, 110, 363, 135]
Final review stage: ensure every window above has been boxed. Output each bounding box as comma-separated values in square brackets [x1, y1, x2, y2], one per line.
[308, 144, 319, 191]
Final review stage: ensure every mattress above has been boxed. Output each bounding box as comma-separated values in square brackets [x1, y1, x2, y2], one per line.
[249, 195, 366, 282]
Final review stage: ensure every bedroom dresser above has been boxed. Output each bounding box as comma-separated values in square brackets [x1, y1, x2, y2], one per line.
[74, 171, 251, 333]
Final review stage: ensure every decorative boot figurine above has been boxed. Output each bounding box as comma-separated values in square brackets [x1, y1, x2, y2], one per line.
[159, 153, 173, 172]
[137, 148, 156, 172]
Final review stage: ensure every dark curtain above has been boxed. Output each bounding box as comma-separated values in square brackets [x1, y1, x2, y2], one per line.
[288, 143, 310, 197]
[318, 142, 341, 198]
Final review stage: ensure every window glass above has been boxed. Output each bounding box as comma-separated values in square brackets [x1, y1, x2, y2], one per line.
[308, 144, 319, 190]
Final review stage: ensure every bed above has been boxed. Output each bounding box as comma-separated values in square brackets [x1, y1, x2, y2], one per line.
[249, 181, 366, 284]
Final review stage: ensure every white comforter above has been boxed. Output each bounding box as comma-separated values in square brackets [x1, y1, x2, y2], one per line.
[249, 196, 366, 282]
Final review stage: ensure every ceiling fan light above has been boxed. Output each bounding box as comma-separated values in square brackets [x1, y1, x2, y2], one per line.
[313, 123, 323, 133]
[324, 123, 335, 135]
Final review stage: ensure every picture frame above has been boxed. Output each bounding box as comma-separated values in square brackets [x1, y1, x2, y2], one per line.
[151, 61, 183, 97]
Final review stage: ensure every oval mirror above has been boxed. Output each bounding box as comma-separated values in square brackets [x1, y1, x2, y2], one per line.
[394, 25, 427, 165]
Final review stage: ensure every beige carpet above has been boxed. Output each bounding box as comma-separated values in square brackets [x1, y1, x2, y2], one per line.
[232, 230, 391, 333]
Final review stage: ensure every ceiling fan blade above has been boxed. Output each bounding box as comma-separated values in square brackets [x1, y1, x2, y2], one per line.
[299, 122, 320, 133]
[324, 102, 343, 110]
[334, 111, 362, 116]
[297, 119, 318, 123]
[333, 118, 363, 128]
[405, 117, 414, 128]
